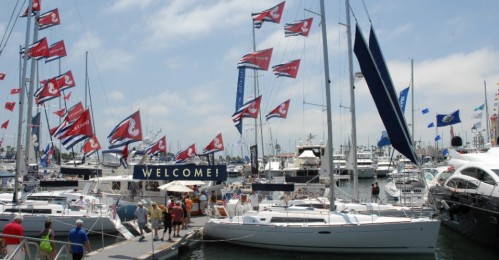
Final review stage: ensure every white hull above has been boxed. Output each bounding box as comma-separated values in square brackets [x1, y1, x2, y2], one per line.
[204, 211, 440, 253]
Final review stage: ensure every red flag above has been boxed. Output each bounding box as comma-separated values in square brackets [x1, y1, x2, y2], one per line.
[64, 92, 72, 101]
[21, 0, 41, 17]
[108, 111, 143, 148]
[265, 99, 290, 121]
[53, 108, 66, 118]
[174, 144, 197, 163]
[232, 96, 262, 122]
[284, 18, 313, 37]
[5, 102, 16, 111]
[0, 73, 5, 80]
[56, 70, 76, 91]
[237, 48, 273, 71]
[37, 8, 60, 30]
[120, 145, 129, 168]
[26, 37, 49, 60]
[10, 88, 21, 94]
[450, 126, 455, 138]
[1, 120, 9, 129]
[58, 109, 93, 139]
[82, 135, 102, 155]
[45, 40, 67, 63]
[34, 77, 60, 104]
[65, 102, 84, 122]
[145, 136, 167, 156]
[49, 126, 58, 136]
[272, 59, 301, 78]
[252, 1, 285, 29]
[202, 133, 224, 154]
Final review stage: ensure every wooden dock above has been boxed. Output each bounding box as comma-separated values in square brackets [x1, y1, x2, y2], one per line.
[85, 215, 207, 260]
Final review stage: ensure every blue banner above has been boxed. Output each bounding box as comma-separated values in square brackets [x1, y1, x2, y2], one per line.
[398, 86, 409, 114]
[132, 165, 227, 181]
[31, 112, 41, 153]
[235, 68, 246, 134]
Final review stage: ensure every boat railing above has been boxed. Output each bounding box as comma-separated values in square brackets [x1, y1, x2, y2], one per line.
[0, 233, 87, 260]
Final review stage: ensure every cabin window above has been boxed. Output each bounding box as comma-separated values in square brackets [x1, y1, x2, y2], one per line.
[270, 217, 325, 223]
[145, 181, 160, 191]
[483, 172, 496, 185]
[111, 181, 121, 191]
[461, 167, 479, 179]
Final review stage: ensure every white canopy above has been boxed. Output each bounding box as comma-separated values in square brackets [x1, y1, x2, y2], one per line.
[158, 181, 193, 192]
[177, 180, 206, 186]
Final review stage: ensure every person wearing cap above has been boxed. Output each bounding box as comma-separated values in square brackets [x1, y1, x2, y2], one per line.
[68, 219, 91, 260]
[134, 201, 147, 241]
[1, 214, 26, 260]
[148, 202, 162, 241]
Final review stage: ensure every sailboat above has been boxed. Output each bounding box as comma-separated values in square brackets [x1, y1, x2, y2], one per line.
[204, 0, 440, 253]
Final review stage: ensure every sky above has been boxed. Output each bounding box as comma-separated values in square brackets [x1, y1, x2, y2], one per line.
[1, 0, 499, 159]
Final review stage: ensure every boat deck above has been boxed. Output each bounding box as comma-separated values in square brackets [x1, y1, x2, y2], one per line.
[85, 215, 207, 259]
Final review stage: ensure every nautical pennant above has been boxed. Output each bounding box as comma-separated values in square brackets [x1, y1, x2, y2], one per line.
[25, 37, 49, 60]
[252, 1, 285, 29]
[174, 144, 197, 163]
[272, 60, 300, 78]
[0, 73, 5, 80]
[145, 136, 167, 156]
[436, 110, 461, 127]
[202, 133, 224, 154]
[45, 40, 67, 63]
[5, 102, 15, 111]
[20, 0, 41, 17]
[108, 110, 143, 149]
[37, 8, 60, 30]
[1, 120, 9, 129]
[237, 48, 273, 71]
[34, 77, 60, 104]
[265, 99, 290, 121]
[284, 18, 313, 37]
[56, 70, 76, 91]
[10, 88, 21, 94]
[82, 135, 102, 157]
[232, 96, 262, 134]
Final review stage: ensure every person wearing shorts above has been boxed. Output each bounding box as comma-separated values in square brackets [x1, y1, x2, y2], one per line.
[149, 202, 162, 241]
[171, 201, 184, 237]
[161, 207, 173, 242]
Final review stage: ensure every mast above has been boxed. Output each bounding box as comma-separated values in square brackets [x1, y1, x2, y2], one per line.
[345, 0, 359, 202]
[318, 0, 335, 210]
[484, 81, 490, 144]
[14, 0, 34, 204]
[411, 59, 415, 148]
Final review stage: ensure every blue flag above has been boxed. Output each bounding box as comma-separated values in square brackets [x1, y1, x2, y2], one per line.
[377, 131, 391, 147]
[421, 108, 429, 114]
[398, 86, 409, 113]
[435, 135, 441, 141]
[474, 104, 484, 111]
[436, 110, 461, 127]
[442, 148, 449, 156]
[427, 122, 434, 128]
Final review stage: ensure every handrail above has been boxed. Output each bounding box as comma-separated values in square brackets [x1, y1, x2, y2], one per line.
[0, 233, 87, 260]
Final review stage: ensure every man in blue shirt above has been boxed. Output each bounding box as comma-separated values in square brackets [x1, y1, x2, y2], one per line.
[68, 219, 91, 260]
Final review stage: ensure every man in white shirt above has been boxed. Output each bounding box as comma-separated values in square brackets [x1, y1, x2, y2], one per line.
[134, 202, 147, 241]
[249, 191, 259, 211]
[74, 196, 87, 210]
[199, 191, 207, 215]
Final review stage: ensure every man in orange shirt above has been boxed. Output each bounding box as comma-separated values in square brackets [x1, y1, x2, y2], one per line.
[184, 195, 193, 227]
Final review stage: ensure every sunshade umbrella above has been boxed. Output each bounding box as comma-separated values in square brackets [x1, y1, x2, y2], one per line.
[158, 181, 193, 193]
[177, 180, 206, 186]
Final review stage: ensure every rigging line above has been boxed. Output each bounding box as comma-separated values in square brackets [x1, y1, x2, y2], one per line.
[71, 0, 115, 122]
[361, 0, 372, 24]
[0, 0, 24, 57]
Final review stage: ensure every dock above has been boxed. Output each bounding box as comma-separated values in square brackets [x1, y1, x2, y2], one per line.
[86, 215, 207, 260]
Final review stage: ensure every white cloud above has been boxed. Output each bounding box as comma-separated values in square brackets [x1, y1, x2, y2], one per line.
[107, 90, 125, 102]
[107, 0, 155, 13]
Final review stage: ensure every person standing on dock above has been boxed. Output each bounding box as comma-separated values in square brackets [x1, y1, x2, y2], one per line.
[39, 219, 55, 260]
[1, 214, 27, 260]
[161, 207, 173, 242]
[171, 201, 184, 237]
[249, 191, 260, 211]
[199, 191, 207, 215]
[184, 195, 193, 227]
[68, 219, 91, 260]
[149, 202, 162, 241]
[134, 201, 147, 241]
[209, 190, 217, 215]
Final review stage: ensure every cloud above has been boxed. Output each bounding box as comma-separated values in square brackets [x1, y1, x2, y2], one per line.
[107, 90, 125, 102]
[106, 0, 155, 13]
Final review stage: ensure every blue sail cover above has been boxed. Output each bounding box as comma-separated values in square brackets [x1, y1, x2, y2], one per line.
[353, 24, 419, 166]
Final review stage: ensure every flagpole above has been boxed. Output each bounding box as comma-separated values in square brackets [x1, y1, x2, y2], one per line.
[484, 80, 490, 144]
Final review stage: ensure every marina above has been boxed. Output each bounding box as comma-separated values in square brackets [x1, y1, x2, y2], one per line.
[2, 0, 499, 259]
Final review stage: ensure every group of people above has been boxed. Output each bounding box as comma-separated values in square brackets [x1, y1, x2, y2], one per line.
[1, 214, 91, 260]
[134, 194, 194, 242]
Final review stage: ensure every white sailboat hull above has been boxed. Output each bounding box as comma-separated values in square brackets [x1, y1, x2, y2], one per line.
[204, 211, 440, 254]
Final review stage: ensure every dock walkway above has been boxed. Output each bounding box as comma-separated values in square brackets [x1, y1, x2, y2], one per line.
[86, 215, 208, 260]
